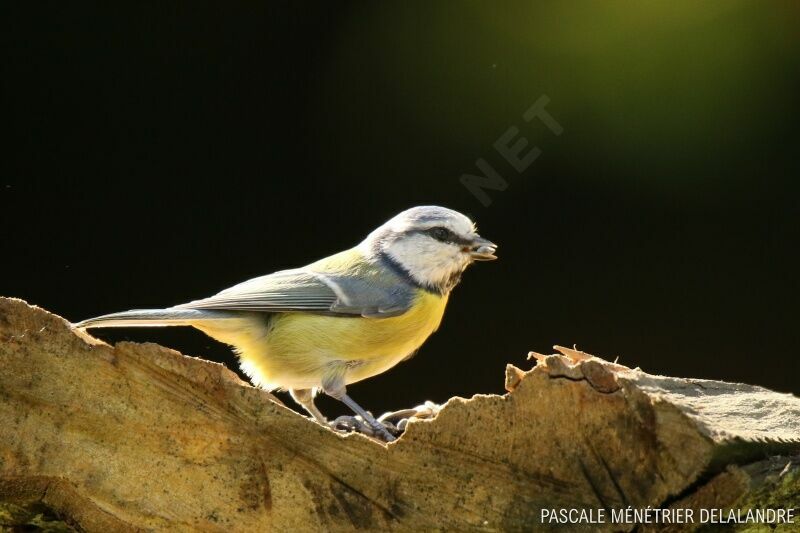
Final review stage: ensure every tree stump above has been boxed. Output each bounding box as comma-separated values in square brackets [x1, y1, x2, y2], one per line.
[0, 298, 798, 531]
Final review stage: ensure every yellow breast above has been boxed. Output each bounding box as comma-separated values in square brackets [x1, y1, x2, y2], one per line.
[231, 290, 449, 390]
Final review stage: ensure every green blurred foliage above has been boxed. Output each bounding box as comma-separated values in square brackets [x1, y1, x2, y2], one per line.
[313, 1, 799, 191]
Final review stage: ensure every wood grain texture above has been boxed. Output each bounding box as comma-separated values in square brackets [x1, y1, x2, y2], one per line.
[1, 298, 798, 531]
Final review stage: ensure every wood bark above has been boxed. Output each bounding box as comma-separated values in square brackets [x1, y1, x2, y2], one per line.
[0, 297, 798, 531]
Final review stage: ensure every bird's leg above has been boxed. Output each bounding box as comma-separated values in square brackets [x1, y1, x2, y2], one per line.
[339, 394, 396, 442]
[289, 388, 327, 424]
[321, 374, 396, 443]
[291, 387, 374, 436]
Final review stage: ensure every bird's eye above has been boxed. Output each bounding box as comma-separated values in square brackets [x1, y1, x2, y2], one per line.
[430, 227, 451, 242]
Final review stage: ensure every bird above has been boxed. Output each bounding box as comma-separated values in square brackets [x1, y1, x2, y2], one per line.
[74, 206, 497, 442]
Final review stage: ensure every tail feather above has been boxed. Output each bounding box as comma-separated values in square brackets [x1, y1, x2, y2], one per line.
[73, 308, 233, 329]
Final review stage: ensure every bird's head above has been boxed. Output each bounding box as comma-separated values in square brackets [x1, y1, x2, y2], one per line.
[361, 206, 498, 293]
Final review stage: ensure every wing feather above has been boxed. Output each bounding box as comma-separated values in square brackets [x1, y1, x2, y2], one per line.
[175, 269, 339, 313]
[174, 261, 416, 318]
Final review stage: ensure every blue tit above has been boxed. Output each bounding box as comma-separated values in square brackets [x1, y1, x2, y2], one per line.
[75, 206, 498, 442]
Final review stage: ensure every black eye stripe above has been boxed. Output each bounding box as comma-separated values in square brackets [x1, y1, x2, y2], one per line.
[422, 226, 471, 245]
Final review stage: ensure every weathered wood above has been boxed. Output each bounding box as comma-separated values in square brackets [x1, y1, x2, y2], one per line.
[0, 298, 798, 531]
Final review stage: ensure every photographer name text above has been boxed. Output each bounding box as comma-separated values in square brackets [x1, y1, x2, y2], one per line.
[540, 507, 795, 526]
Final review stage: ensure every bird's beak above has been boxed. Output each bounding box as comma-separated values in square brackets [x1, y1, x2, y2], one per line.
[468, 236, 498, 261]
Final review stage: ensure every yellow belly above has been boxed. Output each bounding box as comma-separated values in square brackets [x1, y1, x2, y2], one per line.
[199, 291, 449, 390]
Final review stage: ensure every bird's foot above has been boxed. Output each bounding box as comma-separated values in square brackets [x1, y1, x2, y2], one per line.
[330, 415, 398, 443]
[328, 401, 442, 442]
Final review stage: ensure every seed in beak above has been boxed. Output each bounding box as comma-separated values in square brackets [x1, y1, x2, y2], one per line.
[468, 239, 498, 261]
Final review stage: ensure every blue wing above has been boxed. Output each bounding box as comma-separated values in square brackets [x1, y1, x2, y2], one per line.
[174, 256, 415, 318]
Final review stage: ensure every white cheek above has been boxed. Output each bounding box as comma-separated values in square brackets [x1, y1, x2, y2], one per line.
[386, 237, 469, 288]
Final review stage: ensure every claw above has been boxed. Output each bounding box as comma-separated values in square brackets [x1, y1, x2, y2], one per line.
[380, 401, 441, 422]
[377, 401, 442, 433]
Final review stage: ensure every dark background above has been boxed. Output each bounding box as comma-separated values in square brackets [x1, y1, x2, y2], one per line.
[2, 3, 798, 418]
